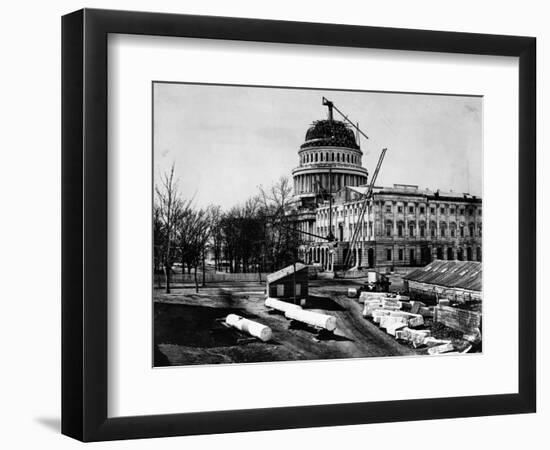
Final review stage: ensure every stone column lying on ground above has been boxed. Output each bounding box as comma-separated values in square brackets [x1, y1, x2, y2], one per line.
[225, 314, 273, 342]
[285, 309, 337, 332]
[265, 297, 303, 313]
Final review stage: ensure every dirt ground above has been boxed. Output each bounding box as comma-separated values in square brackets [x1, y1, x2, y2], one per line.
[154, 277, 422, 366]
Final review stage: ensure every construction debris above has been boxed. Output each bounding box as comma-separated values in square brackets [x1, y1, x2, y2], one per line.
[359, 291, 391, 302]
[395, 327, 431, 348]
[225, 314, 273, 342]
[359, 284, 480, 356]
[372, 309, 392, 323]
[418, 306, 434, 318]
[389, 311, 424, 327]
[410, 301, 426, 314]
[423, 337, 452, 347]
[434, 305, 482, 335]
[427, 342, 455, 355]
[462, 328, 482, 344]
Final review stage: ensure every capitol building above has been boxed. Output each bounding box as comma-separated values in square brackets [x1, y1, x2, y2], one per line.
[290, 102, 483, 273]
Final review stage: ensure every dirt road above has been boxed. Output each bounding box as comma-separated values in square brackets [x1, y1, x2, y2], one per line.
[154, 279, 418, 366]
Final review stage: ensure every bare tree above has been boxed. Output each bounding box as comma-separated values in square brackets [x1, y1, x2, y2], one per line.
[209, 205, 223, 271]
[175, 202, 212, 293]
[155, 164, 182, 293]
[259, 176, 302, 270]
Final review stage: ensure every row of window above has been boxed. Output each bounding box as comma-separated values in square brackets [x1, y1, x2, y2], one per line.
[385, 246, 481, 262]
[385, 222, 481, 238]
[314, 220, 481, 241]
[384, 204, 481, 216]
[317, 205, 481, 222]
[301, 151, 360, 165]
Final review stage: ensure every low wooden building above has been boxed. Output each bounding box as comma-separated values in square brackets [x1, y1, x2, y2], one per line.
[266, 263, 309, 303]
[403, 259, 482, 304]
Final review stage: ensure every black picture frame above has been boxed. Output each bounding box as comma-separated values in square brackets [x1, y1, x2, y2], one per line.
[62, 8, 536, 442]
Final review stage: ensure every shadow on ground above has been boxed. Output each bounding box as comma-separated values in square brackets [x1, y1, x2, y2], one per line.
[304, 295, 345, 311]
[154, 303, 261, 349]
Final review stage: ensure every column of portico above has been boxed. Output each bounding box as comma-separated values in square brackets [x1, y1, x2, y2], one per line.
[393, 201, 397, 237]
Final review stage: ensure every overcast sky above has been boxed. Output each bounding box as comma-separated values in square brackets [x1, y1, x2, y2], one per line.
[153, 82, 482, 210]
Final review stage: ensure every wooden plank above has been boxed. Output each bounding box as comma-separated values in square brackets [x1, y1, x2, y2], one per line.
[434, 305, 482, 334]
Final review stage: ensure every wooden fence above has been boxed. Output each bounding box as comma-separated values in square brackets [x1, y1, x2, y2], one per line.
[155, 272, 269, 284]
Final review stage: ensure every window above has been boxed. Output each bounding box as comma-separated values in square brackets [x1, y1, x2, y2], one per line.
[386, 223, 392, 237]
[386, 205, 392, 213]
[420, 225, 425, 237]
[460, 226, 464, 238]
[398, 249, 404, 260]
[430, 207, 435, 214]
[479, 224, 482, 237]
[420, 206, 425, 214]
[347, 154, 350, 163]
[337, 153, 340, 162]
[450, 208, 455, 214]
[331, 152, 334, 161]
[315, 153, 318, 162]
[276, 284, 284, 296]
[479, 208, 482, 216]
[295, 283, 301, 296]
[451, 228, 455, 238]
[440, 223, 446, 237]
[440, 207, 445, 214]
[398, 224, 403, 237]
[409, 206, 414, 213]
[386, 249, 392, 261]
[409, 224, 415, 237]
[397, 206, 403, 213]
[431, 227, 435, 237]
[469, 224, 475, 236]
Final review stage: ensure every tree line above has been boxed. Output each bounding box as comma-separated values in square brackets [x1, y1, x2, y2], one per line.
[154, 165, 303, 293]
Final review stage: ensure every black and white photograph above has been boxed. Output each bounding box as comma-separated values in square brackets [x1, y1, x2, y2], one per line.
[153, 83, 483, 367]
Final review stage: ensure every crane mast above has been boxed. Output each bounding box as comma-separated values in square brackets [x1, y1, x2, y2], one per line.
[343, 147, 387, 269]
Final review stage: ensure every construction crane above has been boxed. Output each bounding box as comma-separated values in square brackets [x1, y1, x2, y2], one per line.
[343, 147, 387, 269]
[278, 97, 387, 273]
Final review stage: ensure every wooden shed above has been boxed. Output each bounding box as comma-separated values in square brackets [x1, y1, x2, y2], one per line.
[266, 263, 309, 303]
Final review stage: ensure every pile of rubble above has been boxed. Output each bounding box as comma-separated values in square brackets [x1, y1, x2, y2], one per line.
[355, 291, 479, 355]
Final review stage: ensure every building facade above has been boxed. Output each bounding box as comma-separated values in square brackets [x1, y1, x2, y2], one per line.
[290, 106, 482, 272]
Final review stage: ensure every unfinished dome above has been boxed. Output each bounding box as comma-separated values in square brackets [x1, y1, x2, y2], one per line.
[301, 120, 359, 150]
